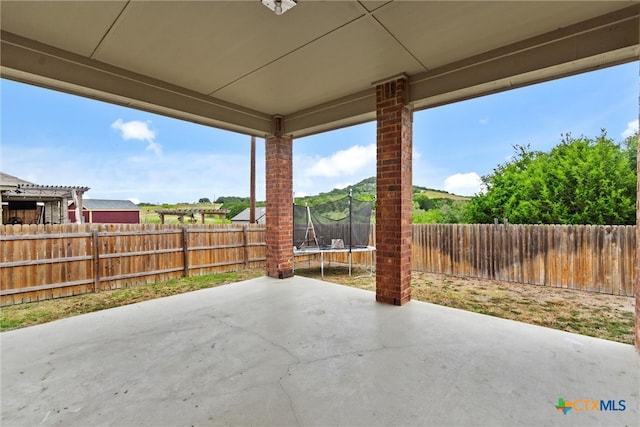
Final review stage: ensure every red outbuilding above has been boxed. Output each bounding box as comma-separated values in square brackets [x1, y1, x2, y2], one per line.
[68, 199, 140, 224]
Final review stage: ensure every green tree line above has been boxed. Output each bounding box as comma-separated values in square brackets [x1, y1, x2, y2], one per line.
[465, 131, 637, 225]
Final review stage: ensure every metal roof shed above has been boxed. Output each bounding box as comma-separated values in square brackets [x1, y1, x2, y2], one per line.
[231, 208, 267, 224]
[68, 199, 140, 224]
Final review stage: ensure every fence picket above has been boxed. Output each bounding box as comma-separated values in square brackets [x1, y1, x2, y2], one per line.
[626, 226, 634, 296]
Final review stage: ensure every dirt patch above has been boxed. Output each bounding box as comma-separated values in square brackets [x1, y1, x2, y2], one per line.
[294, 264, 635, 345]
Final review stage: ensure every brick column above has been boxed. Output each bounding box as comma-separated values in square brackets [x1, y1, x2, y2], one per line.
[375, 76, 412, 305]
[635, 132, 639, 351]
[250, 136, 256, 224]
[265, 132, 294, 279]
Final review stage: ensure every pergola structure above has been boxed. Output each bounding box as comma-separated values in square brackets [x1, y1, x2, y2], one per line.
[1, 172, 89, 225]
[1, 2, 638, 346]
[156, 209, 230, 225]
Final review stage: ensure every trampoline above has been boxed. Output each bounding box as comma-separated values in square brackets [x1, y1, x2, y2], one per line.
[293, 192, 375, 277]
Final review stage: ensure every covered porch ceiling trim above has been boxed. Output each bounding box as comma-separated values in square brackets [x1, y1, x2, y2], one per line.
[286, 5, 639, 136]
[0, 31, 274, 136]
[1, 5, 638, 139]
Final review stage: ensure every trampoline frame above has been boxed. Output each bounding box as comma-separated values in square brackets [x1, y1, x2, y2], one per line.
[293, 245, 376, 278]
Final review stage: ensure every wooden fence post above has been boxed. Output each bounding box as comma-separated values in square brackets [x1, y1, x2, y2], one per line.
[182, 227, 189, 277]
[243, 225, 249, 269]
[92, 228, 100, 293]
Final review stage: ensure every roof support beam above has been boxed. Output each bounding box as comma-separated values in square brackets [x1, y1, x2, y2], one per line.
[284, 88, 376, 138]
[408, 5, 640, 111]
[285, 5, 639, 137]
[0, 31, 273, 136]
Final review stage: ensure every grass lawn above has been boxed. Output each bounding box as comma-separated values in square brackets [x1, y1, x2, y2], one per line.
[1, 265, 635, 345]
[139, 203, 229, 224]
[0, 269, 264, 331]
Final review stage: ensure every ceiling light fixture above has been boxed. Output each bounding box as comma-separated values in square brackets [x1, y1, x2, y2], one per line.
[261, 0, 297, 16]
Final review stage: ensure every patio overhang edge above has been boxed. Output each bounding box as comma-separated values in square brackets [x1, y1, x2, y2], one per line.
[285, 5, 639, 137]
[0, 31, 273, 138]
[1, 5, 637, 139]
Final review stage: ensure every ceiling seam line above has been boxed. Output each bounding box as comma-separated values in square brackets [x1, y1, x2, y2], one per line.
[356, 0, 394, 15]
[207, 13, 370, 96]
[368, 14, 429, 73]
[89, 0, 131, 59]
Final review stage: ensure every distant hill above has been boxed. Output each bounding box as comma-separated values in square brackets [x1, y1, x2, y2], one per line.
[414, 189, 469, 201]
[209, 177, 468, 213]
[137, 178, 469, 224]
[294, 176, 468, 206]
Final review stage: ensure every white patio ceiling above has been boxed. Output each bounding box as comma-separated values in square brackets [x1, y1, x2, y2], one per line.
[1, 1, 638, 138]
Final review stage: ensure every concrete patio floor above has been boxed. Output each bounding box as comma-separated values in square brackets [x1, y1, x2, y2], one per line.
[1, 276, 638, 427]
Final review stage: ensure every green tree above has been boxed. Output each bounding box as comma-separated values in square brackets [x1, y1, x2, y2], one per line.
[222, 201, 249, 219]
[412, 198, 468, 224]
[466, 131, 636, 225]
[466, 144, 542, 223]
[440, 200, 469, 223]
[216, 196, 247, 204]
[623, 131, 638, 173]
[412, 208, 444, 224]
[198, 197, 211, 204]
[413, 193, 435, 210]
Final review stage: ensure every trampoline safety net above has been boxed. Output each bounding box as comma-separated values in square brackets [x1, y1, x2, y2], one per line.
[294, 194, 372, 250]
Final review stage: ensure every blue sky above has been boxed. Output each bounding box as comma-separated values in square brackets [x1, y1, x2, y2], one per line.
[1, 61, 638, 204]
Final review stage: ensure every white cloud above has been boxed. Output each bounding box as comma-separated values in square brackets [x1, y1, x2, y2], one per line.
[479, 118, 489, 125]
[444, 172, 482, 196]
[334, 182, 352, 190]
[622, 119, 639, 139]
[305, 144, 375, 178]
[294, 144, 376, 196]
[145, 141, 162, 156]
[111, 118, 162, 155]
[111, 119, 155, 141]
[1, 142, 266, 204]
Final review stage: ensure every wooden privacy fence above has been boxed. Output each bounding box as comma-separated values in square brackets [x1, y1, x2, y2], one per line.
[0, 224, 266, 306]
[1, 222, 635, 305]
[413, 224, 636, 296]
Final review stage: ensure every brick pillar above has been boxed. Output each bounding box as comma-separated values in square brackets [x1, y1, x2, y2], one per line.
[635, 132, 639, 351]
[265, 132, 294, 279]
[375, 76, 412, 305]
[250, 136, 256, 224]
